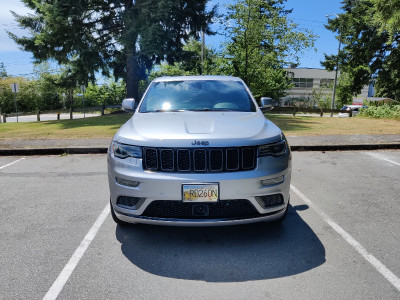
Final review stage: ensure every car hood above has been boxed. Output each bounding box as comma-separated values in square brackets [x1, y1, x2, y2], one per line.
[115, 111, 283, 147]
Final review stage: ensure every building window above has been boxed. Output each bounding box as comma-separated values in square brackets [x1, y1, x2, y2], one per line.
[291, 78, 313, 88]
[320, 79, 334, 88]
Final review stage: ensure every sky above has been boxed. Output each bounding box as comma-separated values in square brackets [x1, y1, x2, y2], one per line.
[0, 0, 343, 78]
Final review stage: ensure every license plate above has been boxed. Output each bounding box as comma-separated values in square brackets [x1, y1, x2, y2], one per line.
[182, 184, 219, 202]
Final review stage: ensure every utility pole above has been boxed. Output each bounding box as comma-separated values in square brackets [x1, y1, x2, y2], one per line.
[326, 13, 342, 117]
[201, 31, 205, 75]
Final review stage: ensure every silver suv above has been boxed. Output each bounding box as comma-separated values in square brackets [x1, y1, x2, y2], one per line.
[107, 76, 291, 226]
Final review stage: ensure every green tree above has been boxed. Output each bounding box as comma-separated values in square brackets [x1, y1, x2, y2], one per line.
[180, 38, 225, 75]
[222, 0, 316, 99]
[0, 63, 7, 78]
[0, 77, 45, 113]
[336, 72, 355, 107]
[84, 81, 126, 107]
[148, 38, 224, 80]
[9, 0, 216, 101]
[322, 0, 400, 101]
[32, 62, 62, 110]
[372, 0, 400, 42]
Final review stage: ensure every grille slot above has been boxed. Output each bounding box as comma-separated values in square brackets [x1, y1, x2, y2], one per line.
[144, 148, 158, 170]
[142, 200, 261, 219]
[242, 148, 255, 169]
[177, 150, 190, 171]
[143, 147, 257, 173]
[226, 148, 239, 171]
[194, 149, 207, 171]
[160, 149, 174, 171]
[209, 149, 223, 171]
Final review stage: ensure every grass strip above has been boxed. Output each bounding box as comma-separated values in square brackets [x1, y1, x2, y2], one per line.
[1, 113, 400, 140]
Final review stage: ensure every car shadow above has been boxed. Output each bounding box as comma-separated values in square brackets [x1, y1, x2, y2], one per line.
[115, 204, 325, 282]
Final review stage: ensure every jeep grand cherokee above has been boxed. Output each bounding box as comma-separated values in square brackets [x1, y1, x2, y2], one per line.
[107, 76, 291, 226]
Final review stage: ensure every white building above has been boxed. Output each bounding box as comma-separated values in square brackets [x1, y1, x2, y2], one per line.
[282, 68, 371, 107]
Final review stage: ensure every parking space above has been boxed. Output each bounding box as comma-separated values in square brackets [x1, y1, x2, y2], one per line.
[1, 152, 400, 299]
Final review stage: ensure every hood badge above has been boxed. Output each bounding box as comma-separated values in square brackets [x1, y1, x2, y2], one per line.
[192, 140, 209, 146]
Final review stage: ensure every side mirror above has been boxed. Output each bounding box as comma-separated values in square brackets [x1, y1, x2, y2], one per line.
[260, 97, 274, 111]
[260, 97, 273, 108]
[122, 98, 136, 112]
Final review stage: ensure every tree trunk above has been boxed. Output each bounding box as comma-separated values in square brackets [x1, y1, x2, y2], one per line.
[126, 54, 139, 101]
[69, 90, 74, 119]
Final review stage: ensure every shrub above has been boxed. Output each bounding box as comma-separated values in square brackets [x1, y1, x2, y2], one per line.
[357, 104, 400, 119]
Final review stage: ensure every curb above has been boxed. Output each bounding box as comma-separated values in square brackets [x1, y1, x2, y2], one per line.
[0, 147, 108, 156]
[1, 144, 400, 156]
[291, 144, 400, 152]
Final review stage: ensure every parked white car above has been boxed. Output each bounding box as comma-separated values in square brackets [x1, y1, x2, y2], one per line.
[107, 76, 292, 226]
[338, 105, 367, 117]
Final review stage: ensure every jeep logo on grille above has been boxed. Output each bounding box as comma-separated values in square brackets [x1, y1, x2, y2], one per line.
[192, 140, 209, 146]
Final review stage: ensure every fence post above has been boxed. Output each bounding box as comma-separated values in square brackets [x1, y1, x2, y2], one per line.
[37, 110, 40, 121]
[2, 114, 6, 123]
[57, 112, 60, 120]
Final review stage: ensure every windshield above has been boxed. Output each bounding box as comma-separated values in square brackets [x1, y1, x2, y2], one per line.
[139, 80, 257, 113]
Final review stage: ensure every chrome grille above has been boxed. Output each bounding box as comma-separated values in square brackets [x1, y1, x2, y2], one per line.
[143, 147, 257, 173]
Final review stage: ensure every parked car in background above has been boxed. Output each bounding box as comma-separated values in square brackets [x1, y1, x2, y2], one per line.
[107, 76, 292, 226]
[338, 105, 368, 117]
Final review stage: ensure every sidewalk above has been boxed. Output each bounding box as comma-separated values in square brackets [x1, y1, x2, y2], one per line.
[1, 134, 400, 155]
[3, 112, 101, 123]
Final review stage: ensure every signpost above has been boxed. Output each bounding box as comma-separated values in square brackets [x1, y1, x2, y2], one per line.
[11, 83, 19, 122]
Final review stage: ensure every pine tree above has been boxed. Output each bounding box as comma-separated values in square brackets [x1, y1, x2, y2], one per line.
[9, 0, 216, 100]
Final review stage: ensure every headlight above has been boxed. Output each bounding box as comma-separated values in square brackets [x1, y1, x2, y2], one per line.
[112, 142, 142, 159]
[258, 140, 287, 157]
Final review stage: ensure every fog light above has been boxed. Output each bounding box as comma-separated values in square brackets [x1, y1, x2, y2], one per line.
[256, 194, 284, 208]
[261, 175, 284, 186]
[116, 196, 143, 209]
[116, 177, 140, 187]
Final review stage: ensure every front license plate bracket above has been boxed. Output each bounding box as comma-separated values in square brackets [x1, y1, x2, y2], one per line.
[182, 184, 219, 202]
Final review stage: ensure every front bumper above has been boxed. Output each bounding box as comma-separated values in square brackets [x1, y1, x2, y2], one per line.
[107, 151, 292, 226]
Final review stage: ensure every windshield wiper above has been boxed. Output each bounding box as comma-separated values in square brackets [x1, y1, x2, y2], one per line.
[154, 109, 187, 112]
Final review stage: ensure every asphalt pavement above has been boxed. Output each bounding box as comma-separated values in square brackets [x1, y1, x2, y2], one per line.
[1, 152, 400, 299]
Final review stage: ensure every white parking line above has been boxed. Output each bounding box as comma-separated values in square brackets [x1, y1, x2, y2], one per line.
[366, 152, 400, 167]
[43, 204, 110, 300]
[0, 158, 25, 170]
[290, 185, 400, 292]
